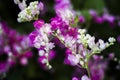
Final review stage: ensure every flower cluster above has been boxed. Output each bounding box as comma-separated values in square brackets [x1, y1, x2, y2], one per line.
[0, 21, 32, 74]
[14, 0, 116, 79]
[72, 55, 111, 80]
[28, 2, 115, 72]
[29, 20, 55, 69]
[64, 29, 115, 68]
[89, 9, 115, 25]
[54, 0, 76, 25]
[14, 0, 44, 22]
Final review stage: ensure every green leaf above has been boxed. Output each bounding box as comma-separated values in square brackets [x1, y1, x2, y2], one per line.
[84, 0, 105, 12]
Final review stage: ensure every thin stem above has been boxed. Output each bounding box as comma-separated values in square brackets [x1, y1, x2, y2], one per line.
[86, 54, 91, 78]
[86, 61, 91, 78]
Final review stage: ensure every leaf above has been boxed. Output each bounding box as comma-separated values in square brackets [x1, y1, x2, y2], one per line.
[84, 0, 105, 12]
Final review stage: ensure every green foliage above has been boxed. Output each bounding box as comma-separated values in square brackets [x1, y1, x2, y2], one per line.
[84, 0, 105, 12]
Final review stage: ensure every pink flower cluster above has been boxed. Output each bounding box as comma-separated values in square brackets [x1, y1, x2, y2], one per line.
[29, 20, 55, 69]
[28, 0, 115, 71]
[14, 0, 116, 80]
[0, 21, 32, 74]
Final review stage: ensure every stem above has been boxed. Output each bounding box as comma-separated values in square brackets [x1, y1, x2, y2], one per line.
[86, 61, 91, 78]
[86, 54, 92, 78]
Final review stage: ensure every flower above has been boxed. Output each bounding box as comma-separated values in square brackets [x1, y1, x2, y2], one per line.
[68, 54, 79, 66]
[17, 1, 44, 22]
[79, 16, 85, 23]
[81, 75, 90, 80]
[72, 77, 78, 80]
[0, 21, 32, 74]
[29, 21, 55, 69]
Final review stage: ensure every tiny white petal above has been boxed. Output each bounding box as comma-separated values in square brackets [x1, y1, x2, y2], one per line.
[38, 50, 45, 56]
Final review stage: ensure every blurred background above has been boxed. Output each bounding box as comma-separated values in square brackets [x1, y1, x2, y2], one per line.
[0, 0, 120, 80]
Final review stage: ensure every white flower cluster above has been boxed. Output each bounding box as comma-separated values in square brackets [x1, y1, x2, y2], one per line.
[77, 29, 116, 54]
[55, 28, 115, 68]
[14, 0, 44, 22]
[33, 24, 55, 69]
[56, 9, 75, 25]
[17, 1, 40, 22]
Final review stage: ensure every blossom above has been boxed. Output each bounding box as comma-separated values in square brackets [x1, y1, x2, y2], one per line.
[89, 55, 108, 80]
[102, 13, 115, 23]
[56, 9, 75, 25]
[68, 54, 79, 66]
[16, 1, 44, 22]
[108, 37, 116, 43]
[54, 0, 72, 10]
[29, 21, 55, 69]
[89, 9, 97, 18]
[81, 75, 90, 80]
[79, 16, 85, 23]
[54, 0, 76, 25]
[0, 21, 32, 74]
[72, 77, 78, 80]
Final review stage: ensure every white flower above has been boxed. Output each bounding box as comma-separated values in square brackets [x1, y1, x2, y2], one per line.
[14, 0, 20, 4]
[17, 1, 41, 22]
[80, 61, 84, 66]
[34, 42, 40, 48]
[68, 54, 79, 66]
[87, 36, 96, 49]
[108, 37, 116, 43]
[42, 24, 52, 33]
[78, 29, 86, 34]
[18, 0, 27, 10]
[81, 75, 90, 80]
[56, 9, 74, 24]
[47, 43, 55, 49]
[39, 50, 45, 56]
[41, 59, 47, 64]
[98, 39, 106, 50]
[64, 35, 75, 47]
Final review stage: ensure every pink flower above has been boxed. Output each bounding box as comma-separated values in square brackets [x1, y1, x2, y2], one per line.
[79, 16, 85, 23]
[33, 20, 44, 29]
[72, 77, 78, 80]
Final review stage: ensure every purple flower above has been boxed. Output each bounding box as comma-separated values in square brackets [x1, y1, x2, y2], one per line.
[79, 16, 85, 23]
[54, 0, 72, 10]
[33, 19, 44, 29]
[89, 9, 97, 18]
[50, 17, 63, 30]
[72, 77, 79, 80]
[89, 56, 107, 80]
[108, 53, 115, 59]
[0, 62, 9, 74]
[117, 35, 120, 43]
[20, 57, 28, 66]
[38, 2, 44, 11]
[94, 16, 104, 24]
[0, 21, 32, 73]
[102, 13, 115, 23]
